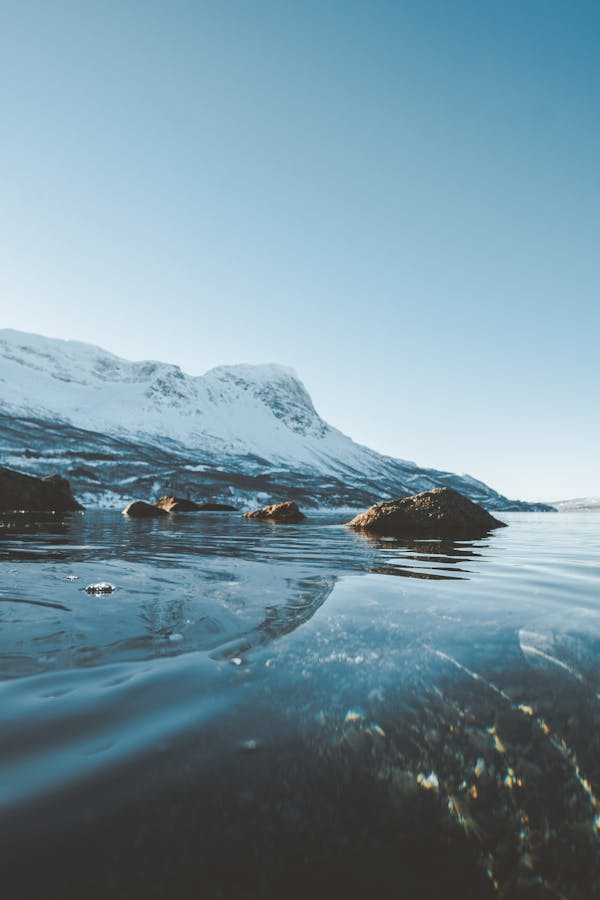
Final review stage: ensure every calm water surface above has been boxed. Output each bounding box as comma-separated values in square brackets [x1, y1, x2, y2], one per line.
[1, 510, 599, 899]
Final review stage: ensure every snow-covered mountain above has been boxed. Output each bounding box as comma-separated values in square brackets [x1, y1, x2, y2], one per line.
[0, 329, 553, 511]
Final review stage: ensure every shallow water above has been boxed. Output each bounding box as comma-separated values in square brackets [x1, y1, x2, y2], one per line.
[1, 510, 599, 898]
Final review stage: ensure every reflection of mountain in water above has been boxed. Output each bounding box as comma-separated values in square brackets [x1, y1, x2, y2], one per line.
[0, 559, 336, 679]
[210, 576, 335, 661]
[0, 511, 495, 678]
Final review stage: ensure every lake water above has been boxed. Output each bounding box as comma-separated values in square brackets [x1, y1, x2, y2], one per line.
[1, 510, 599, 899]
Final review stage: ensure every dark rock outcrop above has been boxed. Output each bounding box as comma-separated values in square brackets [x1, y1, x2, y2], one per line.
[195, 503, 238, 511]
[346, 487, 506, 538]
[243, 500, 305, 524]
[0, 467, 83, 512]
[123, 500, 168, 518]
[155, 496, 238, 512]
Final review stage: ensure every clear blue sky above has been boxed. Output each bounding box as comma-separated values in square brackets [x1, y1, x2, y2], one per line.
[1, 0, 598, 501]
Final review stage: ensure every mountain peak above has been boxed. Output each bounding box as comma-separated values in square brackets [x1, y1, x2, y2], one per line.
[204, 363, 325, 439]
[0, 329, 330, 450]
[0, 328, 546, 511]
[206, 362, 299, 383]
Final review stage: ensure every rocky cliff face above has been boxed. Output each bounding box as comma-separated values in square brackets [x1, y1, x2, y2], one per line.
[0, 329, 554, 512]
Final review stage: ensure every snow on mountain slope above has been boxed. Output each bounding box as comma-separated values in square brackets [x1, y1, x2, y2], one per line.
[0, 329, 553, 511]
[0, 330, 377, 470]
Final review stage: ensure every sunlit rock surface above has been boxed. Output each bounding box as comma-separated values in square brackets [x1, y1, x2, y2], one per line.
[347, 487, 506, 538]
[243, 500, 306, 523]
[155, 496, 204, 512]
[155, 496, 237, 512]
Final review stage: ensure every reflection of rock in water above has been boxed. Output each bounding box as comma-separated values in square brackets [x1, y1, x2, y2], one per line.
[351, 531, 488, 580]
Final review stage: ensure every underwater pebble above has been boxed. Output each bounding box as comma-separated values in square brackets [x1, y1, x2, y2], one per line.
[85, 582, 116, 595]
[367, 723, 386, 738]
[168, 633, 183, 642]
[417, 772, 440, 792]
[231, 657, 243, 666]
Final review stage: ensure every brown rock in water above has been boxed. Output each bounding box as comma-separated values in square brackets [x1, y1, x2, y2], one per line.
[0, 467, 83, 513]
[155, 496, 238, 513]
[155, 496, 202, 512]
[243, 501, 305, 524]
[123, 500, 169, 518]
[346, 487, 506, 538]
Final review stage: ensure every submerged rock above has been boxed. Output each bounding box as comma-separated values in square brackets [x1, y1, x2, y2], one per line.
[243, 500, 305, 524]
[123, 500, 168, 518]
[155, 496, 237, 512]
[346, 487, 506, 538]
[0, 467, 83, 513]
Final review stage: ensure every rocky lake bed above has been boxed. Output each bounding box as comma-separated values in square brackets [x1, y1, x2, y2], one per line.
[0, 505, 599, 898]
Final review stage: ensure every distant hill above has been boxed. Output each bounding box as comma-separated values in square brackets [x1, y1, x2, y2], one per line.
[550, 497, 600, 512]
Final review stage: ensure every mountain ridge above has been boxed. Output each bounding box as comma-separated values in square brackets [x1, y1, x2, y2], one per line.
[0, 329, 554, 512]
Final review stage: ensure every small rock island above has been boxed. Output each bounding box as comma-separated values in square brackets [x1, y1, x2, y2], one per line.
[155, 496, 237, 512]
[243, 500, 305, 524]
[123, 500, 169, 518]
[346, 487, 506, 538]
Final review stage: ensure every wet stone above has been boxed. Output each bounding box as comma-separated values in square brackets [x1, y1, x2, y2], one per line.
[85, 582, 116, 595]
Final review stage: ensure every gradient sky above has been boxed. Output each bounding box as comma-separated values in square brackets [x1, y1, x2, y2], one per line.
[1, 0, 598, 501]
